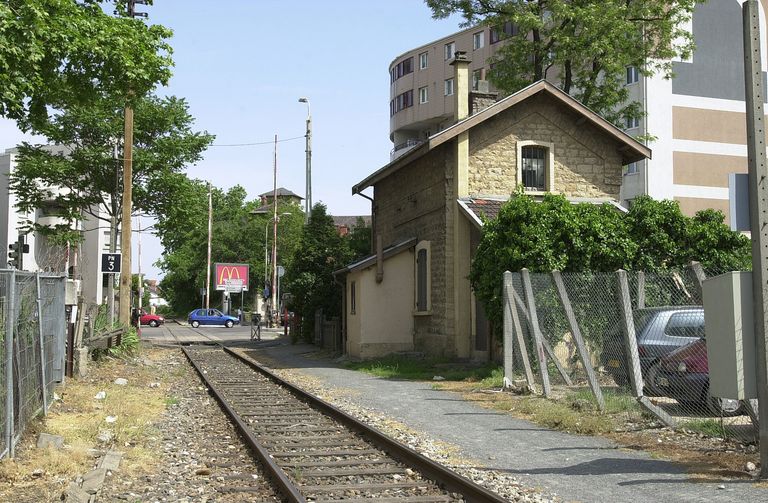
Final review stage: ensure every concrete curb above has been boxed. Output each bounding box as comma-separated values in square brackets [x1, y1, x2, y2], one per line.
[64, 450, 123, 502]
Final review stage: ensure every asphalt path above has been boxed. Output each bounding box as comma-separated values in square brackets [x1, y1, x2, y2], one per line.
[148, 326, 766, 503]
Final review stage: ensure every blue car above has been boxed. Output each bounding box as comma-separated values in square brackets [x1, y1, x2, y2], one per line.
[188, 308, 240, 328]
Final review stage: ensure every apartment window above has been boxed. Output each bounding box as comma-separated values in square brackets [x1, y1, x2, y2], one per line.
[419, 86, 428, 104]
[472, 69, 483, 91]
[419, 51, 428, 70]
[444, 78, 454, 96]
[390, 89, 414, 116]
[490, 21, 518, 43]
[415, 242, 431, 313]
[473, 31, 484, 50]
[350, 281, 356, 314]
[390, 57, 414, 83]
[625, 161, 639, 175]
[625, 115, 640, 130]
[626, 66, 639, 85]
[444, 41, 456, 60]
[517, 141, 555, 193]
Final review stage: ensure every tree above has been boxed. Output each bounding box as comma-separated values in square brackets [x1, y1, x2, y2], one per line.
[285, 204, 352, 340]
[346, 217, 372, 261]
[10, 94, 214, 247]
[470, 193, 751, 335]
[426, 0, 697, 124]
[0, 0, 172, 128]
[156, 184, 304, 314]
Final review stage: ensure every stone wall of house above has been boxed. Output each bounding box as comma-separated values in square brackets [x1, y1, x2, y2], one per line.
[468, 94, 623, 198]
[373, 145, 453, 356]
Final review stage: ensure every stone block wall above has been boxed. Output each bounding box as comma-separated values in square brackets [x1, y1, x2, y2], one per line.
[468, 94, 623, 198]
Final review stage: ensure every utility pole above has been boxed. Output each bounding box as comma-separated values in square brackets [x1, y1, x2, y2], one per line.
[271, 135, 278, 326]
[118, 0, 148, 325]
[299, 97, 312, 222]
[743, 0, 768, 479]
[206, 183, 212, 309]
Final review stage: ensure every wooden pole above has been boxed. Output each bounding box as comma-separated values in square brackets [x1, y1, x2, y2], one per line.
[205, 183, 212, 309]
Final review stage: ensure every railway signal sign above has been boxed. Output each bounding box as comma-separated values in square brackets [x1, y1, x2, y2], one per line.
[101, 253, 122, 274]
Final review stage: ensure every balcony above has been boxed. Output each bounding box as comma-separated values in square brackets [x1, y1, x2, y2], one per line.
[390, 139, 424, 161]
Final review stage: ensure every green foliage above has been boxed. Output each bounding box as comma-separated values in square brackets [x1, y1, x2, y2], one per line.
[346, 217, 372, 261]
[11, 94, 213, 243]
[471, 194, 751, 335]
[0, 0, 173, 127]
[285, 204, 352, 340]
[157, 185, 304, 314]
[425, 0, 697, 125]
[345, 355, 499, 382]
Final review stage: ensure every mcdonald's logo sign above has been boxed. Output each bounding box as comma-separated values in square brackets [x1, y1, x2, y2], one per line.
[214, 263, 249, 291]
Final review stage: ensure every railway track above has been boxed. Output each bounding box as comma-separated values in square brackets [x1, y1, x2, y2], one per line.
[182, 345, 507, 502]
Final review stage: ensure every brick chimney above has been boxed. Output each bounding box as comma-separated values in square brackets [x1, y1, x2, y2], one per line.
[449, 51, 471, 122]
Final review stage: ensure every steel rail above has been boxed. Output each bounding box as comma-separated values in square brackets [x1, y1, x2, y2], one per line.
[221, 346, 508, 503]
[182, 346, 306, 502]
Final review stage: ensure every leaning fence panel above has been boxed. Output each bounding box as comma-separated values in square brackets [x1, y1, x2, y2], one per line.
[502, 266, 758, 445]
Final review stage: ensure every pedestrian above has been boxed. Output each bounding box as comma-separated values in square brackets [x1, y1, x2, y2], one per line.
[236, 307, 242, 324]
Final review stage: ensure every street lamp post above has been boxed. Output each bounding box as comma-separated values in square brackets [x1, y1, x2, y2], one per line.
[298, 97, 312, 223]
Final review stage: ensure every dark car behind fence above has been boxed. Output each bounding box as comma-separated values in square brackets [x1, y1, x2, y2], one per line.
[0, 271, 67, 460]
[501, 264, 756, 445]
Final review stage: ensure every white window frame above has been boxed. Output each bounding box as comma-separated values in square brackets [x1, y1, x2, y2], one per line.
[419, 51, 428, 70]
[626, 66, 639, 85]
[444, 41, 455, 60]
[625, 115, 640, 130]
[444, 78, 454, 96]
[625, 161, 640, 175]
[472, 69, 482, 91]
[473, 31, 484, 50]
[419, 86, 428, 104]
[516, 140, 555, 194]
[414, 241, 431, 315]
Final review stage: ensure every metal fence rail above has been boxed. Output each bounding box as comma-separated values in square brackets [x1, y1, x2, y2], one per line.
[503, 265, 758, 443]
[0, 271, 66, 459]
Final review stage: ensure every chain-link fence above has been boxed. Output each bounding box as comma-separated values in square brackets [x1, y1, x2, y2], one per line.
[502, 265, 757, 443]
[0, 271, 67, 459]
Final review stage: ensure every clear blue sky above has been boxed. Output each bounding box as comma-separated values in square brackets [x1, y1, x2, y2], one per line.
[0, 1, 466, 280]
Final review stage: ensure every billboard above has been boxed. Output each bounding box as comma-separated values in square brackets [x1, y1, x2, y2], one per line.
[214, 263, 249, 292]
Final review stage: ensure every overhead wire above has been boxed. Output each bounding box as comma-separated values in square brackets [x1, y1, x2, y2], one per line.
[210, 135, 305, 147]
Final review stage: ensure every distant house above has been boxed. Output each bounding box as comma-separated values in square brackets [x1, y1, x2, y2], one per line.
[332, 215, 371, 236]
[252, 187, 303, 214]
[335, 52, 651, 360]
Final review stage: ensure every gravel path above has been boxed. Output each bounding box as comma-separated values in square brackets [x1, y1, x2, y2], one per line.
[243, 340, 767, 503]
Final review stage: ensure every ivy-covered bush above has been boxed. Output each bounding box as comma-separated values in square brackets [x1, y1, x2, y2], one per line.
[470, 194, 752, 336]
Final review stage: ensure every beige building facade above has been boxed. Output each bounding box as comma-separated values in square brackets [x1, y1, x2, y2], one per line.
[340, 56, 650, 360]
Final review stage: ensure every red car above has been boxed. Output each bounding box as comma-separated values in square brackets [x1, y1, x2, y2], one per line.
[653, 338, 743, 416]
[139, 310, 164, 327]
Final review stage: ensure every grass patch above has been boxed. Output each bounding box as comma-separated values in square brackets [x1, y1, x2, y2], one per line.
[682, 419, 726, 438]
[0, 349, 180, 501]
[164, 396, 180, 406]
[345, 355, 499, 382]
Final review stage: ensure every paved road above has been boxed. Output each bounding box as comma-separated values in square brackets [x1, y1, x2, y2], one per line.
[148, 326, 765, 503]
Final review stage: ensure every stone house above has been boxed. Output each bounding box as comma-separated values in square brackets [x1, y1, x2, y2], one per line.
[335, 52, 651, 360]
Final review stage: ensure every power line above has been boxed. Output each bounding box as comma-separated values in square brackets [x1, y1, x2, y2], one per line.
[210, 135, 305, 147]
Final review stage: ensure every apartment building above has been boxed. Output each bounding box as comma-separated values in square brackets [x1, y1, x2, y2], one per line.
[0, 147, 114, 305]
[389, 1, 761, 217]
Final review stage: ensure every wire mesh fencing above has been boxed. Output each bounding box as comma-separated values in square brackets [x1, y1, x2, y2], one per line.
[0, 271, 67, 459]
[502, 265, 758, 443]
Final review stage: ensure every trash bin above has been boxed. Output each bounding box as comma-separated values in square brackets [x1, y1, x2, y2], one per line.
[251, 312, 262, 326]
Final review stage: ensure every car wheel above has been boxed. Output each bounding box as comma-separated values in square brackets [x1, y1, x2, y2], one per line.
[149, 320, 159, 328]
[191, 320, 200, 328]
[643, 362, 662, 397]
[225, 320, 234, 328]
[707, 397, 744, 417]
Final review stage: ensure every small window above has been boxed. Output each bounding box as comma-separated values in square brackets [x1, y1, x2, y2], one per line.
[521, 145, 547, 191]
[415, 242, 431, 314]
[444, 78, 454, 96]
[626, 66, 639, 85]
[350, 281, 356, 314]
[472, 69, 483, 91]
[490, 21, 518, 43]
[473, 31, 484, 50]
[444, 41, 456, 60]
[625, 115, 640, 130]
[419, 51, 428, 70]
[419, 86, 428, 104]
[625, 161, 639, 175]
